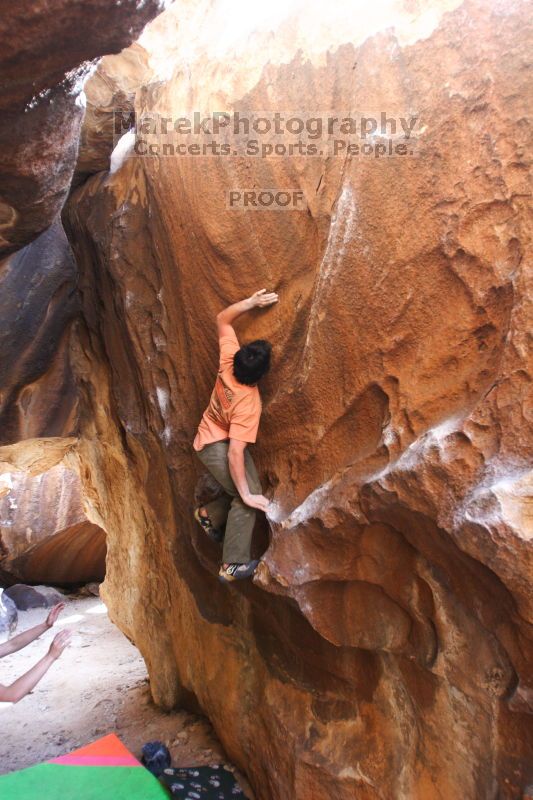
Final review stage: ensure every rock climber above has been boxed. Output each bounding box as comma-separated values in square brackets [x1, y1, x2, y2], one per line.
[193, 289, 278, 583]
[0, 602, 71, 703]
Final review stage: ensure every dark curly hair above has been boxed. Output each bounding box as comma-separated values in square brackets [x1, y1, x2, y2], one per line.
[233, 340, 272, 386]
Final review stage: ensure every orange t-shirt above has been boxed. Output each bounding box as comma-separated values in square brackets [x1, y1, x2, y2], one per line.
[193, 329, 262, 451]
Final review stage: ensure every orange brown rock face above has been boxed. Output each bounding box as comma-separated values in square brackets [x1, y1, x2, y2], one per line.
[61, 1, 533, 797]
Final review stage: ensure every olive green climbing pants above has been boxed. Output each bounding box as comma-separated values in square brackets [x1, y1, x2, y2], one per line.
[196, 440, 262, 564]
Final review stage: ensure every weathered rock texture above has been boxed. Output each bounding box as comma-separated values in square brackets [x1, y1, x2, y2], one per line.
[0, 0, 164, 596]
[63, 0, 533, 796]
[74, 44, 153, 184]
[0, 464, 105, 587]
[0, 0, 163, 257]
[0, 221, 78, 446]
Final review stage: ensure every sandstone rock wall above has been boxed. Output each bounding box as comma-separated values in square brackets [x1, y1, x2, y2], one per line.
[0, 464, 105, 586]
[74, 44, 153, 184]
[63, 1, 533, 798]
[0, 1, 164, 595]
[0, 0, 163, 256]
[0, 221, 78, 446]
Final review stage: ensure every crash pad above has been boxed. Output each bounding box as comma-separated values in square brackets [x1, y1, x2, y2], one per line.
[161, 764, 249, 798]
[0, 733, 169, 799]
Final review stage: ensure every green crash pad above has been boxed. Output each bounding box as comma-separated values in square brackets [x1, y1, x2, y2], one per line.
[0, 734, 169, 800]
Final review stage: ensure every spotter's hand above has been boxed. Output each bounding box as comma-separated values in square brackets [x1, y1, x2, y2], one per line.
[48, 630, 72, 660]
[46, 603, 65, 629]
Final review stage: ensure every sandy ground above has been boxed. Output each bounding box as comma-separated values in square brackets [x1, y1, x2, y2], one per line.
[0, 595, 254, 797]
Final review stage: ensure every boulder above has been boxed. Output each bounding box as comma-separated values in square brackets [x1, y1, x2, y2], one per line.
[0, 0, 164, 257]
[4, 584, 65, 611]
[33, 586, 68, 606]
[0, 222, 79, 446]
[74, 44, 153, 183]
[0, 464, 106, 586]
[62, 1, 533, 798]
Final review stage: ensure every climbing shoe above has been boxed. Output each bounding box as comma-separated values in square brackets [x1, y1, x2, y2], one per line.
[218, 560, 259, 583]
[194, 507, 223, 543]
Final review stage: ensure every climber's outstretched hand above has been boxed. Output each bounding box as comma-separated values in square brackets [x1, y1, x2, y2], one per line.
[247, 289, 279, 309]
[217, 289, 278, 335]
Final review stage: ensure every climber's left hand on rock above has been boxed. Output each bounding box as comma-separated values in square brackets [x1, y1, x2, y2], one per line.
[247, 289, 279, 309]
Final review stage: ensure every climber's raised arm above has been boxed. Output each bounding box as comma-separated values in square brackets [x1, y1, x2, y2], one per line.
[216, 289, 278, 337]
